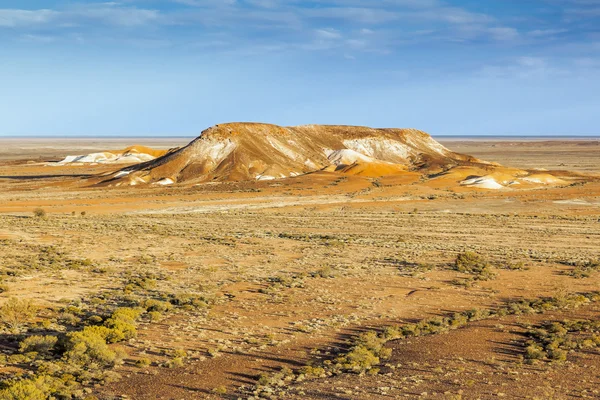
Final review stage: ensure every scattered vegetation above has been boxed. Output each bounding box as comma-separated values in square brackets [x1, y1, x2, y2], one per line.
[524, 319, 600, 363]
[564, 259, 600, 279]
[1, 200, 598, 399]
[251, 291, 600, 397]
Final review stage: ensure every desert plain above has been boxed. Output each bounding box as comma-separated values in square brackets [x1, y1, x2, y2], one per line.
[0, 130, 599, 400]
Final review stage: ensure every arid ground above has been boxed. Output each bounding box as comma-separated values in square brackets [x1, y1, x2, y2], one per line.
[0, 137, 598, 400]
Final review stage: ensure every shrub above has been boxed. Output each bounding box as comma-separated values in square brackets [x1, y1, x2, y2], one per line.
[298, 365, 325, 377]
[169, 292, 209, 308]
[168, 357, 184, 368]
[19, 335, 58, 355]
[312, 266, 335, 278]
[87, 315, 104, 325]
[525, 344, 544, 360]
[102, 308, 143, 343]
[148, 311, 162, 322]
[103, 319, 136, 343]
[58, 312, 81, 327]
[455, 251, 486, 272]
[567, 260, 600, 279]
[141, 299, 172, 313]
[212, 386, 227, 395]
[32, 208, 46, 219]
[173, 349, 187, 358]
[0, 379, 47, 400]
[135, 357, 151, 368]
[0, 298, 37, 333]
[334, 331, 391, 374]
[64, 328, 117, 368]
[524, 319, 600, 363]
[454, 252, 496, 281]
[110, 307, 143, 322]
[0, 375, 71, 400]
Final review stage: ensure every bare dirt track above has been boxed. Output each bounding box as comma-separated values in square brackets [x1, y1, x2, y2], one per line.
[0, 138, 599, 400]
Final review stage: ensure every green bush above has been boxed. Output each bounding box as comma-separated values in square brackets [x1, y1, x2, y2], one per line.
[142, 299, 172, 313]
[169, 292, 209, 308]
[167, 357, 184, 368]
[213, 386, 227, 395]
[64, 328, 117, 367]
[0, 298, 37, 333]
[19, 335, 58, 355]
[148, 311, 162, 321]
[524, 319, 600, 363]
[102, 307, 143, 343]
[454, 252, 496, 281]
[334, 331, 391, 374]
[0, 375, 76, 400]
[135, 357, 151, 368]
[63, 307, 142, 368]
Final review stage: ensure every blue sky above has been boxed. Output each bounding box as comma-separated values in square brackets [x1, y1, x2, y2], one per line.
[0, 1, 599, 136]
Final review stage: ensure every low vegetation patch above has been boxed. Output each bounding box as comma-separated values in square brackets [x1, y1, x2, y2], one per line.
[0, 298, 37, 333]
[0, 305, 144, 399]
[563, 259, 600, 279]
[0, 263, 210, 399]
[524, 319, 600, 363]
[250, 291, 600, 398]
[32, 208, 47, 219]
[453, 251, 496, 281]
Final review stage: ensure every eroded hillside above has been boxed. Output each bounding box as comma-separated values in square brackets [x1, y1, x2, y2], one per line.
[98, 123, 487, 186]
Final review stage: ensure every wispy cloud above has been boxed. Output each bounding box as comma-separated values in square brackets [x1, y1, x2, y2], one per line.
[0, 0, 522, 50]
[0, 0, 596, 61]
[0, 9, 57, 27]
[0, 3, 160, 29]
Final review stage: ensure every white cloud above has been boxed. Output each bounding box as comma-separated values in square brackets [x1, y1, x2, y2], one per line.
[528, 28, 568, 37]
[0, 9, 57, 27]
[0, 4, 160, 29]
[315, 28, 342, 40]
[0, 1, 534, 53]
[83, 8, 159, 26]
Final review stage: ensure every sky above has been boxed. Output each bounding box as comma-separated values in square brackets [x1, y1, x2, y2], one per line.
[0, 1, 599, 136]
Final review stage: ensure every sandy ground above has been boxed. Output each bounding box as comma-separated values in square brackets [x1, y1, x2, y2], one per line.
[0, 138, 599, 399]
[438, 138, 600, 173]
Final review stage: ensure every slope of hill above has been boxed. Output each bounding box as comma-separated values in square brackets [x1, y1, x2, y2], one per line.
[100, 123, 488, 186]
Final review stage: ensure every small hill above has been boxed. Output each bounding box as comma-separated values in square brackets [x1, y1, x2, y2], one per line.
[55, 146, 170, 165]
[100, 123, 488, 186]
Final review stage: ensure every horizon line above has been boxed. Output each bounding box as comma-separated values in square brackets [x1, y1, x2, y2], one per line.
[0, 134, 599, 139]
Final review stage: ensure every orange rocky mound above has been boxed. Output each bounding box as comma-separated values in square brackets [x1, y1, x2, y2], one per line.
[99, 123, 488, 186]
[56, 145, 171, 165]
